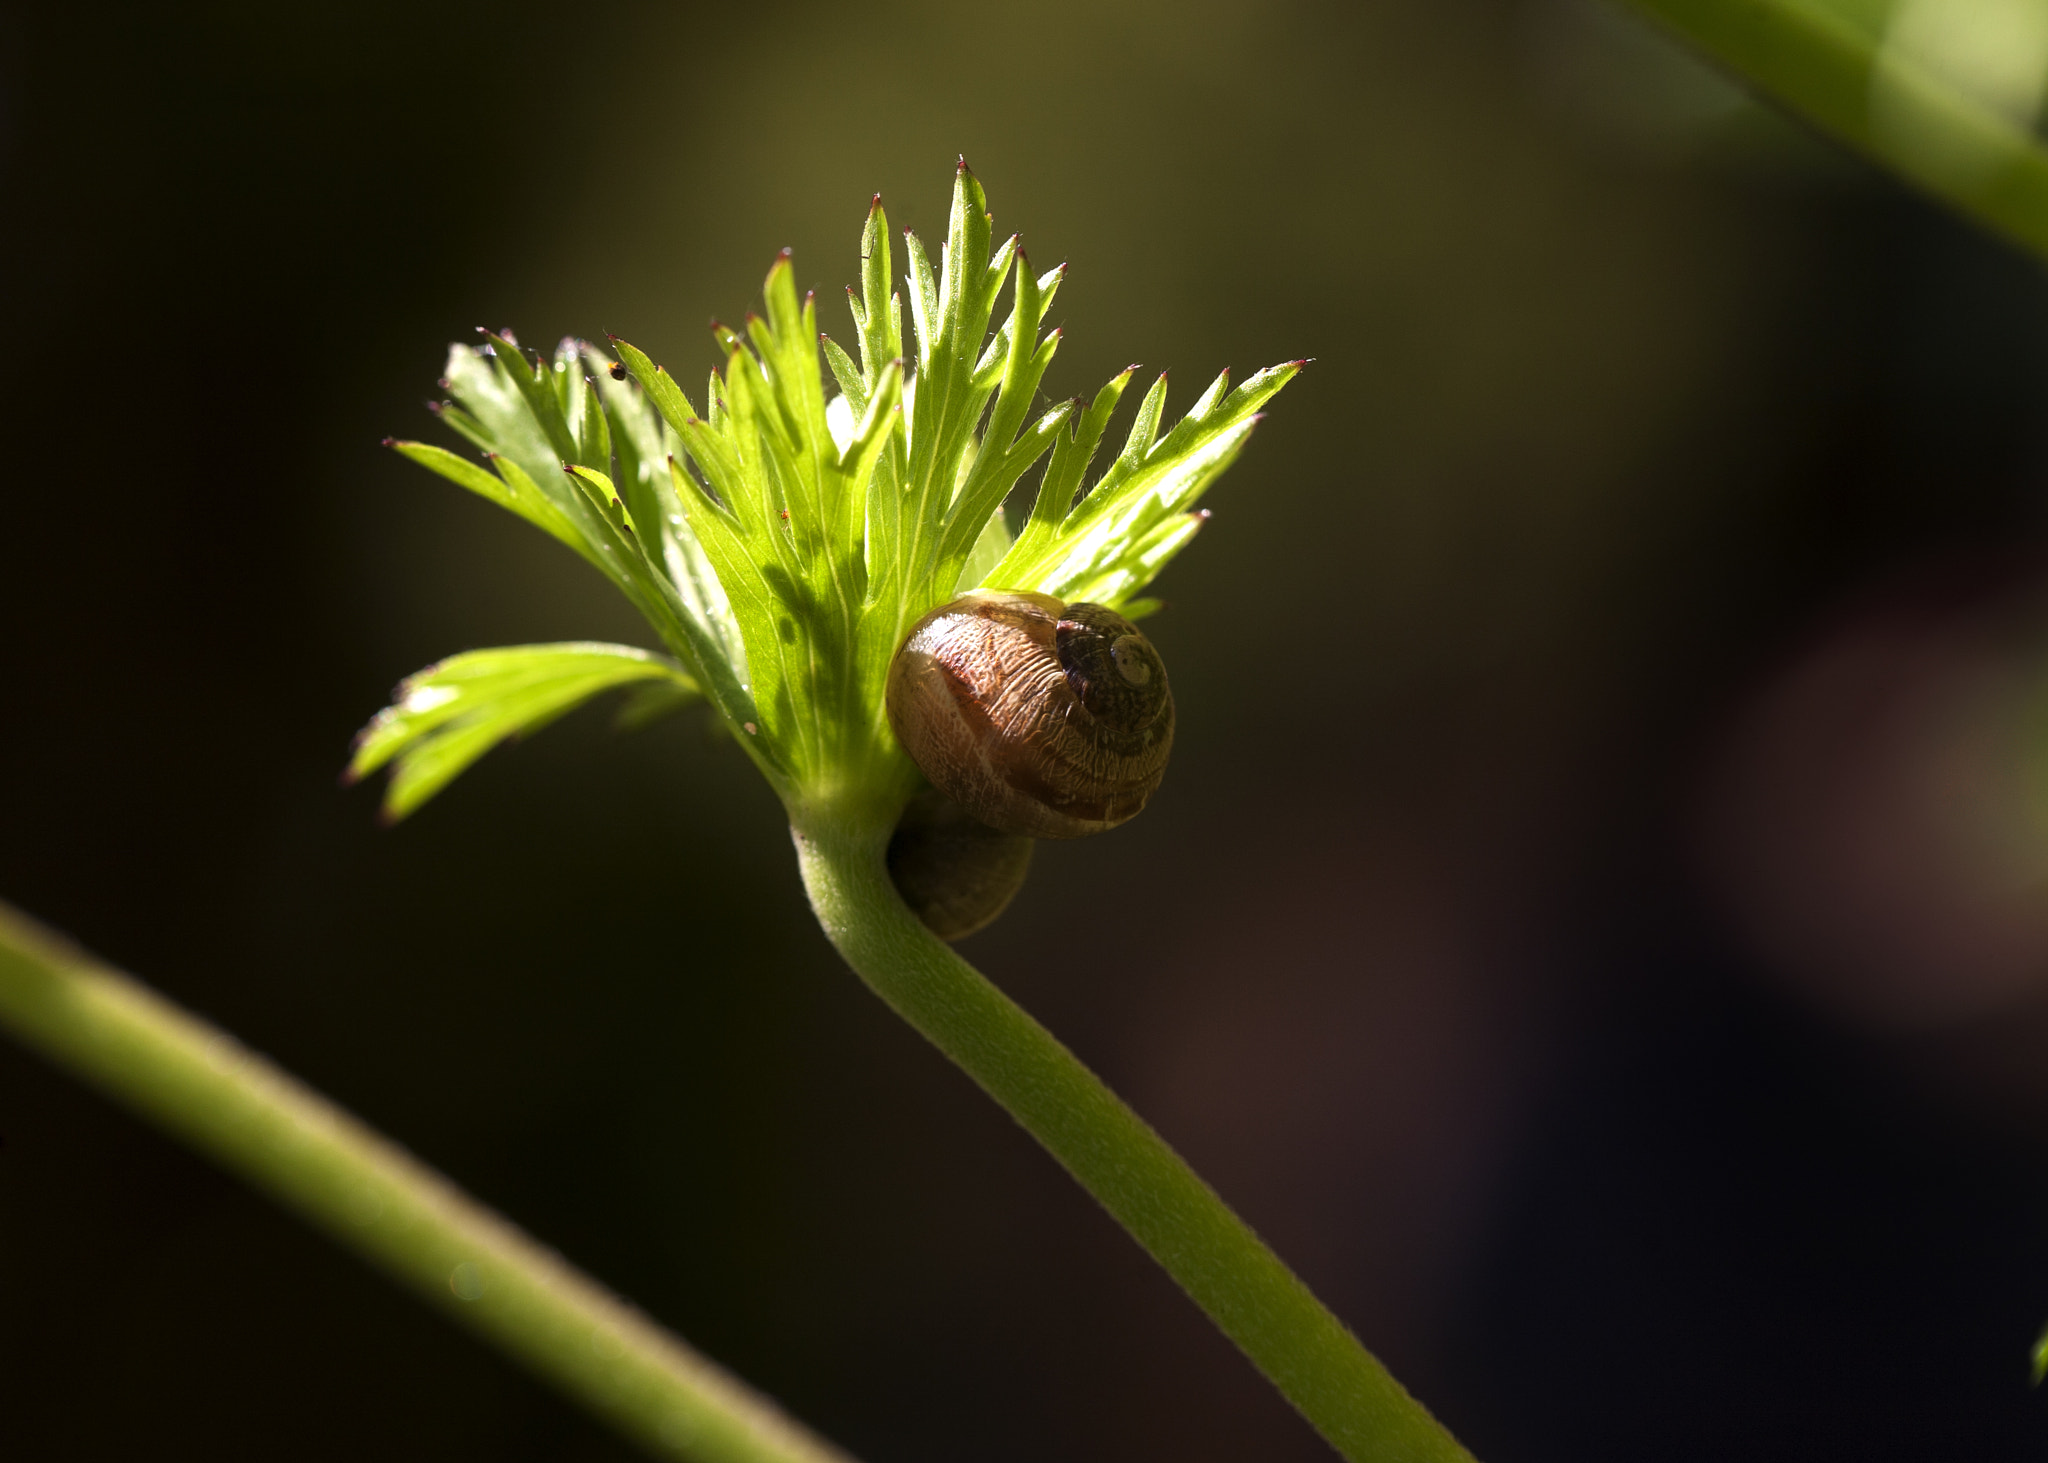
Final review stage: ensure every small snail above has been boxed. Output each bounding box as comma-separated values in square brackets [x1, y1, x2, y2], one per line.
[886, 590, 1175, 840]
[886, 788, 1035, 941]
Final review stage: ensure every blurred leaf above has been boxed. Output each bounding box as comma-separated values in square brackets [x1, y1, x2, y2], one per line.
[1622, 0, 2048, 261]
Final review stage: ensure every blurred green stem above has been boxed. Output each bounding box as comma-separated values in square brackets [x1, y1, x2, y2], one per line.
[790, 809, 1475, 1463]
[1620, 0, 2048, 261]
[0, 901, 854, 1463]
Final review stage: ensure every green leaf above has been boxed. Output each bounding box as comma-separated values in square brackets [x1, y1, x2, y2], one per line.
[989, 360, 1301, 603]
[1000, 367, 1134, 574]
[441, 343, 561, 489]
[574, 372, 613, 477]
[388, 440, 596, 570]
[348, 643, 697, 820]
[609, 336, 701, 443]
[822, 337, 866, 417]
[954, 503, 1014, 594]
[482, 330, 578, 465]
[853, 195, 902, 394]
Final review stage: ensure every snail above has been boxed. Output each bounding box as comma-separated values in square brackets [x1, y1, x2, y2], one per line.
[886, 787, 1035, 942]
[886, 590, 1175, 841]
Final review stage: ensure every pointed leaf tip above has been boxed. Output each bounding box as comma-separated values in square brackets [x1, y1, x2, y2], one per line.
[380, 436, 396, 447]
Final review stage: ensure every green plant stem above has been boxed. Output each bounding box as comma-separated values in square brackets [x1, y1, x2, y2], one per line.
[1618, 0, 2048, 263]
[790, 811, 1474, 1463]
[0, 900, 854, 1463]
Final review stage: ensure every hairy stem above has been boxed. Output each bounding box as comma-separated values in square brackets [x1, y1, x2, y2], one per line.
[0, 901, 854, 1463]
[1619, 0, 2048, 262]
[790, 812, 1474, 1463]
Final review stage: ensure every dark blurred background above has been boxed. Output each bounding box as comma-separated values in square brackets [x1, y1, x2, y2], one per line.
[9, 0, 2048, 1458]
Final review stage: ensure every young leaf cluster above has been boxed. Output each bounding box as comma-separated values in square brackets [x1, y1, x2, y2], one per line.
[369, 163, 1299, 822]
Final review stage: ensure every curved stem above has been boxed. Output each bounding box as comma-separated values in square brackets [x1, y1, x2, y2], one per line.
[791, 811, 1474, 1463]
[0, 901, 855, 1463]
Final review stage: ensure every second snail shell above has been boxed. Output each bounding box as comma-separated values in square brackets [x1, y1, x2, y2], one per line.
[886, 589, 1175, 840]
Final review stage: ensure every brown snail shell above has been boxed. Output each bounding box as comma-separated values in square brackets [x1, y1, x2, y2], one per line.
[887, 787, 1036, 941]
[886, 590, 1174, 839]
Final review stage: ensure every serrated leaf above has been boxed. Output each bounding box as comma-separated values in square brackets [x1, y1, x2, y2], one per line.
[610, 337, 700, 442]
[954, 504, 1014, 593]
[483, 331, 577, 465]
[822, 337, 865, 417]
[996, 366, 1135, 581]
[348, 642, 696, 820]
[388, 440, 595, 569]
[992, 359, 1301, 603]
